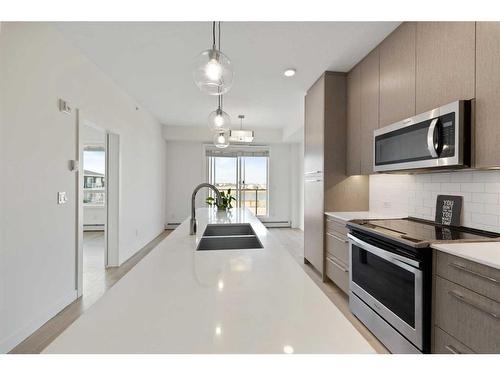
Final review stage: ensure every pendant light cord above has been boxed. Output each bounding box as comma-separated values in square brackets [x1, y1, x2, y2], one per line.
[212, 21, 216, 49]
[218, 21, 221, 51]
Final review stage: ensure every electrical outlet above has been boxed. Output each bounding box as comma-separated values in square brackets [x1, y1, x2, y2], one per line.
[58, 192, 68, 205]
[383, 201, 392, 209]
[135, 229, 139, 237]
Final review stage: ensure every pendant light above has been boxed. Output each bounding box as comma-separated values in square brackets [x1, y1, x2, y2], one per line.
[213, 129, 230, 149]
[193, 22, 234, 96]
[230, 115, 254, 143]
[208, 94, 231, 131]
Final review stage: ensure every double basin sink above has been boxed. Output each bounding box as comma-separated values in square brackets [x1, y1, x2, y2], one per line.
[196, 223, 263, 251]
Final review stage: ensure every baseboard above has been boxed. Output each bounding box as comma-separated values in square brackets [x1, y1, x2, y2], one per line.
[165, 223, 180, 230]
[261, 221, 291, 228]
[1, 289, 77, 353]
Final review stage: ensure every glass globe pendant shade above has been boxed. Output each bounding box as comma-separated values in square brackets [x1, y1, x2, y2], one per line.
[208, 108, 231, 131]
[193, 48, 234, 96]
[213, 130, 230, 149]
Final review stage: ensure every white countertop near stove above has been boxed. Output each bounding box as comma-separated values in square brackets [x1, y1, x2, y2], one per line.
[43, 208, 375, 354]
[431, 242, 500, 270]
[324, 211, 406, 222]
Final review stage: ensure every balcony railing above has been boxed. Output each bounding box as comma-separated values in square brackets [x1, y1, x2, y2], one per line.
[240, 188, 267, 216]
[212, 185, 267, 216]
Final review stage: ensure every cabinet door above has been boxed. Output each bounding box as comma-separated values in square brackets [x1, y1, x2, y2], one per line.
[415, 22, 475, 113]
[346, 65, 361, 176]
[360, 49, 380, 175]
[379, 22, 416, 127]
[476, 22, 500, 168]
[304, 75, 325, 175]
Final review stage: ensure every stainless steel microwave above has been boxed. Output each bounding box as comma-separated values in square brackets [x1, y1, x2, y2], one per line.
[373, 100, 472, 172]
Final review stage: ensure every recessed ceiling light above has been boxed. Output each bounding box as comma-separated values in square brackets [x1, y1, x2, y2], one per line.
[284, 68, 296, 77]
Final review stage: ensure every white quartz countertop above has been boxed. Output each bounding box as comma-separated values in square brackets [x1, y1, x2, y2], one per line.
[43, 208, 374, 354]
[325, 211, 406, 222]
[432, 242, 500, 270]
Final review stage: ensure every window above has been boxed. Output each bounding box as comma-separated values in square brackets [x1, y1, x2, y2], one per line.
[206, 147, 269, 217]
[83, 147, 106, 206]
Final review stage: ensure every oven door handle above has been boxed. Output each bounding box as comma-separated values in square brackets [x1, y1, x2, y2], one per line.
[348, 233, 421, 270]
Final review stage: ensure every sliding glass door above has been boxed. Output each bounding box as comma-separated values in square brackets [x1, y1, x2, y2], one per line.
[207, 151, 269, 217]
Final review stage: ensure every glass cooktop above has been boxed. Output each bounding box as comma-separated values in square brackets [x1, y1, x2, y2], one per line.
[350, 217, 500, 245]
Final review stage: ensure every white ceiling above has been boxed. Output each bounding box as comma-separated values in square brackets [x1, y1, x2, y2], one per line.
[55, 22, 400, 132]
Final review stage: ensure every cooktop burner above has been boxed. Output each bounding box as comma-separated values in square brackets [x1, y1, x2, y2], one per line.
[348, 217, 500, 247]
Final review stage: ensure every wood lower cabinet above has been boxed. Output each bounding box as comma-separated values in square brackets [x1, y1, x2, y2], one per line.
[475, 22, 500, 168]
[432, 251, 500, 353]
[415, 22, 475, 113]
[346, 65, 361, 176]
[379, 22, 416, 127]
[360, 48, 380, 175]
[324, 216, 349, 294]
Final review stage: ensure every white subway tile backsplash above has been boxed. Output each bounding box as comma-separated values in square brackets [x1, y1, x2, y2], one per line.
[484, 204, 500, 215]
[472, 192, 499, 204]
[440, 183, 461, 192]
[450, 171, 473, 182]
[423, 182, 440, 191]
[471, 213, 499, 227]
[485, 183, 500, 193]
[431, 173, 451, 183]
[370, 170, 500, 233]
[461, 183, 485, 193]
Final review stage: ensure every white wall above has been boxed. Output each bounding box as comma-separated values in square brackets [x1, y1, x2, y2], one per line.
[165, 141, 205, 224]
[370, 170, 500, 233]
[164, 140, 298, 226]
[0, 22, 166, 352]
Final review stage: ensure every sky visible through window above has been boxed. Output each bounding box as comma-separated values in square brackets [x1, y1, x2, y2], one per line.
[83, 150, 105, 175]
[214, 157, 267, 186]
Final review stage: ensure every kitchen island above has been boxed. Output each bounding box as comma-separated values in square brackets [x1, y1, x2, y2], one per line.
[44, 208, 375, 354]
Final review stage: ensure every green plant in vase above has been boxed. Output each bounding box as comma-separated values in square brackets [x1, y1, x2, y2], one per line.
[206, 189, 236, 211]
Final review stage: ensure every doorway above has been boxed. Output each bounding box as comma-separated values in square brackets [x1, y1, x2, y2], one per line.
[76, 110, 120, 298]
[206, 148, 269, 217]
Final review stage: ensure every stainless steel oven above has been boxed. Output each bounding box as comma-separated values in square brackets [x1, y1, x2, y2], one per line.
[373, 100, 472, 172]
[348, 232, 430, 353]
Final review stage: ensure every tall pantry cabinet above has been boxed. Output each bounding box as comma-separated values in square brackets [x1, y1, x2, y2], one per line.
[304, 72, 369, 278]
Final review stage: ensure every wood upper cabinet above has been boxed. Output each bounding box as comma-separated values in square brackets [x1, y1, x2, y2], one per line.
[346, 65, 361, 176]
[360, 48, 380, 175]
[379, 22, 416, 127]
[475, 22, 500, 168]
[415, 22, 475, 113]
[304, 75, 325, 175]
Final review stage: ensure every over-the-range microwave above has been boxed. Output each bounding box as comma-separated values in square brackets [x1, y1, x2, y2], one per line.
[373, 100, 472, 172]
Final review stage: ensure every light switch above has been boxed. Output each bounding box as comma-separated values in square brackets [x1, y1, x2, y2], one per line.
[58, 192, 68, 205]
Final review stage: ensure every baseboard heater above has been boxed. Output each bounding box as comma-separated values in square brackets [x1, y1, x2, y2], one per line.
[261, 221, 291, 228]
[83, 224, 105, 232]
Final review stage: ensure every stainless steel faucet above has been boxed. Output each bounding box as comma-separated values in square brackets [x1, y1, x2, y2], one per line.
[190, 183, 222, 235]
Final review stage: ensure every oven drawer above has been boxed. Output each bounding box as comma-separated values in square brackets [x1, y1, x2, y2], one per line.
[435, 276, 500, 353]
[433, 327, 475, 354]
[325, 256, 349, 294]
[325, 218, 348, 238]
[325, 232, 349, 265]
[436, 252, 500, 302]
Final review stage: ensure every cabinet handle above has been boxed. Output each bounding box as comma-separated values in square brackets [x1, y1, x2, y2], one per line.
[449, 262, 499, 284]
[326, 256, 349, 273]
[444, 344, 462, 354]
[305, 179, 322, 183]
[305, 170, 322, 175]
[448, 290, 499, 320]
[326, 232, 348, 244]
